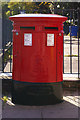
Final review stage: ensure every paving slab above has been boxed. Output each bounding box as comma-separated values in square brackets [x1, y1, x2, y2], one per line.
[2, 94, 79, 119]
[3, 104, 42, 118]
[41, 101, 78, 118]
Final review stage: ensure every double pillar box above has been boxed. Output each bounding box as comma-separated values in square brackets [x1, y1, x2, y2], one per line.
[9, 14, 67, 105]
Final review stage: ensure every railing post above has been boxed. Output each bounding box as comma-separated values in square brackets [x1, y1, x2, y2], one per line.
[77, 8, 80, 78]
[70, 10, 72, 74]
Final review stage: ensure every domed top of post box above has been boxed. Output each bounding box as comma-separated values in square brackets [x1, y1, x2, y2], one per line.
[9, 14, 67, 23]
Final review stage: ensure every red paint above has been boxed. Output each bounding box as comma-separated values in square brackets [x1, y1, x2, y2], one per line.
[9, 14, 67, 83]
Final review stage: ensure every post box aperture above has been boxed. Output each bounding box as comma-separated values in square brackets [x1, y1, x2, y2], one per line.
[9, 14, 67, 105]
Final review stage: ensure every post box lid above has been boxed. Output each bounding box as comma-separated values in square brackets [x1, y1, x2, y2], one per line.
[9, 14, 67, 22]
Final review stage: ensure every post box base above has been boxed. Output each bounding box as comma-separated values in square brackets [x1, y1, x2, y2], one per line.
[12, 80, 63, 105]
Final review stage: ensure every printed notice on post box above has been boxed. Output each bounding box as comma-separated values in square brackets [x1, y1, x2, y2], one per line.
[24, 33, 32, 46]
[47, 34, 54, 46]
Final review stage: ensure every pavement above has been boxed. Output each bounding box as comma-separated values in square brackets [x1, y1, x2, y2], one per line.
[2, 88, 79, 119]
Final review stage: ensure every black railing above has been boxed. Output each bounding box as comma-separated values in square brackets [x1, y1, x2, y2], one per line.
[1, 8, 80, 78]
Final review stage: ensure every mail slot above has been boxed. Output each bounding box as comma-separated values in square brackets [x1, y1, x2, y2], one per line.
[9, 14, 67, 105]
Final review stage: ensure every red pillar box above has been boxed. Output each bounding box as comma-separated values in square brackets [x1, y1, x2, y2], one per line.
[9, 14, 67, 105]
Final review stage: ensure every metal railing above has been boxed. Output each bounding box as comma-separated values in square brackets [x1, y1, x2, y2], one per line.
[1, 9, 80, 78]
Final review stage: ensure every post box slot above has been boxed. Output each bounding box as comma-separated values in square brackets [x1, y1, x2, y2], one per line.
[20, 26, 35, 30]
[45, 27, 58, 30]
